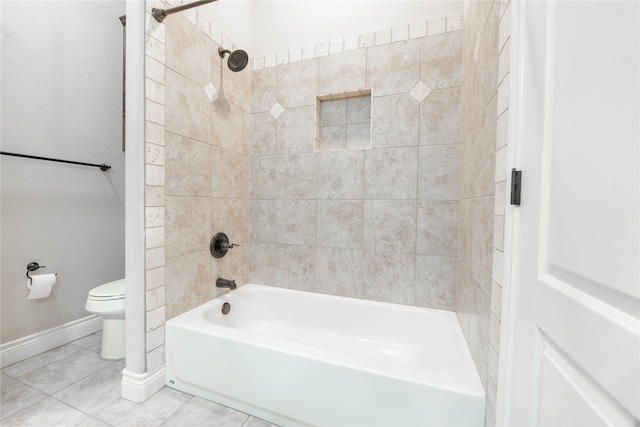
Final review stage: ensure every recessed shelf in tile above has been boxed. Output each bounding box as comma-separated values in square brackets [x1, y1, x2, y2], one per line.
[315, 90, 372, 152]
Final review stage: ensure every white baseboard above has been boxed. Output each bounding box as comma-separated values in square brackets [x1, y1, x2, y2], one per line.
[0, 315, 103, 368]
[122, 365, 166, 403]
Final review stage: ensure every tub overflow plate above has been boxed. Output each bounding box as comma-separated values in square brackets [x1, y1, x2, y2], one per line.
[222, 302, 231, 315]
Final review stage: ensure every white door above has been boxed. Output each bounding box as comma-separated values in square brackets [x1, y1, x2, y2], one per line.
[502, 1, 639, 425]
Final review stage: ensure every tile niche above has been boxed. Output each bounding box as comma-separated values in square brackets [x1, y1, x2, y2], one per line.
[315, 90, 372, 152]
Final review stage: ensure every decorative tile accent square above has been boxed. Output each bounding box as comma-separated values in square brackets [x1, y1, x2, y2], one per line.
[203, 82, 218, 103]
[410, 81, 432, 103]
[269, 101, 285, 119]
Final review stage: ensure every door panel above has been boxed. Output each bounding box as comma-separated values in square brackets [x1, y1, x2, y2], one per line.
[538, 334, 632, 426]
[504, 1, 639, 425]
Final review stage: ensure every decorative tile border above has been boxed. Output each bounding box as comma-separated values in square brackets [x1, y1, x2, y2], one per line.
[253, 13, 463, 71]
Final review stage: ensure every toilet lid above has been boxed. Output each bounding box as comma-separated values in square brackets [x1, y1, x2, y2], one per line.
[89, 278, 125, 299]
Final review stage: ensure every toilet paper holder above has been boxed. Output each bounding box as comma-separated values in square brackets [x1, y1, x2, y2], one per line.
[26, 262, 56, 283]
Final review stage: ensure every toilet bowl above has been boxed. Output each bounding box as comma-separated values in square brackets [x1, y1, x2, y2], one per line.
[85, 278, 125, 360]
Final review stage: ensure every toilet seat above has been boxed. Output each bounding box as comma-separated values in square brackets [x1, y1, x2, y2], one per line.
[85, 278, 126, 317]
[88, 279, 125, 301]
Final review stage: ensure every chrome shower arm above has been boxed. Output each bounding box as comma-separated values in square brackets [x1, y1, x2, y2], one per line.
[152, 0, 217, 23]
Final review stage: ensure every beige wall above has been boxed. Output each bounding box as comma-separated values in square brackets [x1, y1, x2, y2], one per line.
[249, 18, 464, 309]
[143, 10, 251, 371]
[457, 1, 511, 425]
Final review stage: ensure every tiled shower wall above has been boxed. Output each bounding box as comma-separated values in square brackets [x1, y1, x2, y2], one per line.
[457, 1, 511, 425]
[143, 10, 514, 421]
[143, 5, 251, 372]
[249, 17, 463, 309]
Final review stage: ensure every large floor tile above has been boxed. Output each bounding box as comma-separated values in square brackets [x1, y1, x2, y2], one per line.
[1, 343, 84, 378]
[161, 396, 249, 426]
[1, 396, 88, 426]
[52, 361, 125, 414]
[0, 374, 46, 420]
[71, 331, 103, 353]
[18, 349, 114, 395]
[92, 387, 191, 427]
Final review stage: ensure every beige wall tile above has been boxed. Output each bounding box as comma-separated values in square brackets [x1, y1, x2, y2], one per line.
[250, 200, 276, 243]
[277, 59, 318, 108]
[165, 251, 210, 320]
[165, 132, 212, 197]
[276, 106, 315, 154]
[459, 97, 497, 199]
[364, 147, 418, 200]
[347, 96, 371, 123]
[146, 164, 165, 187]
[362, 250, 415, 305]
[220, 63, 251, 113]
[146, 226, 165, 249]
[363, 200, 417, 253]
[165, 196, 210, 258]
[421, 31, 462, 90]
[318, 125, 346, 151]
[250, 112, 277, 156]
[165, 69, 211, 143]
[250, 156, 277, 199]
[275, 244, 316, 291]
[165, 15, 211, 86]
[317, 150, 365, 200]
[416, 201, 458, 256]
[146, 186, 164, 207]
[251, 67, 277, 113]
[276, 153, 317, 199]
[367, 39, 421, 97]
[275, 199, 317, 245]
[317, 200, 364, 249]
[415, 255, 456, 310]
[318, 49, 366, 95]
[346, 123, 371, 150]
[319, 99, 347, 126]
[468, 279, 491, 388]
[146, 306, 165, 332]
[478, 6, 500, 112]
[146, 242, 165, 269]
[315, 247, 363, 297]
[249, 242, 277, 285]
[211, 99, 246, 153]
[418, 144, 460, 201]
[146, 267, 165, 291]
[371, 94, 420, 148]
[210, 149, 250, 199]
[419, 87, 461, 145]
[470, 196, 495, 293]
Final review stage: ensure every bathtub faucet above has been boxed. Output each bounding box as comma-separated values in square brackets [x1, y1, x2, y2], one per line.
[216, 277, 236, 290]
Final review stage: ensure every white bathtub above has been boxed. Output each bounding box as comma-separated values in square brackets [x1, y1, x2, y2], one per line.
[165, 284, 485, 426]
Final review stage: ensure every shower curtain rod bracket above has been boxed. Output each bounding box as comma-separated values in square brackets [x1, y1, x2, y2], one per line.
[152, 0, 217, 23]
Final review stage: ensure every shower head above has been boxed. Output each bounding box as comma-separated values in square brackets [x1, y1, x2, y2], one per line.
[218, 47, 249, 72]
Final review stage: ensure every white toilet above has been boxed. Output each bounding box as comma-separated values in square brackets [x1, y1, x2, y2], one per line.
[85, 278, 125, 360]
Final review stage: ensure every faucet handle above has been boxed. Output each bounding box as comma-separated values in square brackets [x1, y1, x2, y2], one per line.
[221, 242, 239, 251]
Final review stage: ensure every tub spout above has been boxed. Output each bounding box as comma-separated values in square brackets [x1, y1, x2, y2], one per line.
[216, 278, 236, 290]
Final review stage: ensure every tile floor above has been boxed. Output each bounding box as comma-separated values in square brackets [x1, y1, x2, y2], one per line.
[0, 332, 279, 427]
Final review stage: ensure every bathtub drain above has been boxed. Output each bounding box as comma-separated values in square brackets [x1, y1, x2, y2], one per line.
[221, 302, 231, 315]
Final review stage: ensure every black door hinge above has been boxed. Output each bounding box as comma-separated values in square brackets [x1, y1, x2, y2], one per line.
[511, 169, 522, 205]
